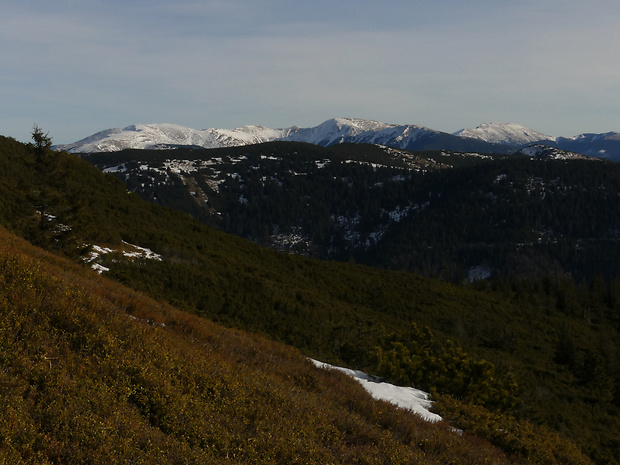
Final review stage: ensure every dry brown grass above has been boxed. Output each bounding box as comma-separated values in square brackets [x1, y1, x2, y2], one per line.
[0, 227, 575, 464]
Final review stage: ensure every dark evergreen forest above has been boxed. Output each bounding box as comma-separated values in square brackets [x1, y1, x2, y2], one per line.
[86, 142, 620, 283]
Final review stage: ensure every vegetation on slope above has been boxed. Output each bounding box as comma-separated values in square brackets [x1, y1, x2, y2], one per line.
[1, 134, 618, 463]
[2, 227, 530, 464]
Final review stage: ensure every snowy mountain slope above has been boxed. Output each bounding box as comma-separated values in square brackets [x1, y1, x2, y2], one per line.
[57, 118, 438, 153]
[56, 118, 620, 160]
[553, 132, 620, 160]
[57, 118, 509, 154]
[280, 117, 437, 149]
[56, 123, 297, 154]
[454, 123, 555, 146]
[280, 118, 395, 146]
[454, 124, 620, 160]
[282, 118, 511, 153]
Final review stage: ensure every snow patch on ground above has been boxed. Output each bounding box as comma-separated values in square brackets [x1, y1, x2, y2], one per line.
[387, 205, 411, 222]
[120, 241, 163, 261]
[311, 359, 442, 423]
[103, 164, 127, 174]
[84, 242, 162, 273]
[517, 145, 587, 160]
[269, 227, 310, 253]
[91, 263, 110, 274]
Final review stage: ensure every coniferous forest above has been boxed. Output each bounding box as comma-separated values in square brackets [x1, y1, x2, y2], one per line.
[85, 142, 620, 282]
[1, 133, 620, 464]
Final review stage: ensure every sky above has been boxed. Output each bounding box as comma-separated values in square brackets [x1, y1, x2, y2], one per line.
[2, 0, 619, 144]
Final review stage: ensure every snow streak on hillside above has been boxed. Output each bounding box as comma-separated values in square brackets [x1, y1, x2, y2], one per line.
[310, 360, 442, 423]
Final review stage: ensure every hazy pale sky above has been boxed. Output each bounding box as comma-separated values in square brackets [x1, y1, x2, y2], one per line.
[2, 0, 619, 144]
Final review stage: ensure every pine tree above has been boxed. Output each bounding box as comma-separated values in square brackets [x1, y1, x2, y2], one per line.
[31, 124, 52, 158]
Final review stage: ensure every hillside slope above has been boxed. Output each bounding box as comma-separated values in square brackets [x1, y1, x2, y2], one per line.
[4, 226, 518, 464]
[1, 134, 617, 464]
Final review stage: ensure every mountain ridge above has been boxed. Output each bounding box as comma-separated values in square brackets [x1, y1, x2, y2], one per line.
[55, 118, 620, 160]
[453, 122, 555, 146]
[56, 122, 297, 153]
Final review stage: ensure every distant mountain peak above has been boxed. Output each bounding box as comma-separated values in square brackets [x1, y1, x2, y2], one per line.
[55, 123, 294, 154]
[330, 117, 393, 130]
[567, 131, 620, 142]
[282, 118, 448, 149]
[454, 122, 555, 146]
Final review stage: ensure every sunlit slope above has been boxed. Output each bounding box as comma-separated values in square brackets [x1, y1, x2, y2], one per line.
[4, 226, 536, 464]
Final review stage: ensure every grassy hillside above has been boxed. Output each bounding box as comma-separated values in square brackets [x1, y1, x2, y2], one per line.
[2, 226, 532, 464]
[0, 134, 617, 463]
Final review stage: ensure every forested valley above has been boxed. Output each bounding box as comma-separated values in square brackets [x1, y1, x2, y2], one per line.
[85, 142, 620, 283]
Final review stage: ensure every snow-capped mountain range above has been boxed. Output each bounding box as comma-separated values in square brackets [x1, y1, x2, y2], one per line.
[55, 118, 450, 153]
[56, 123, 297, 153]
[55, 118, 620, 160]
